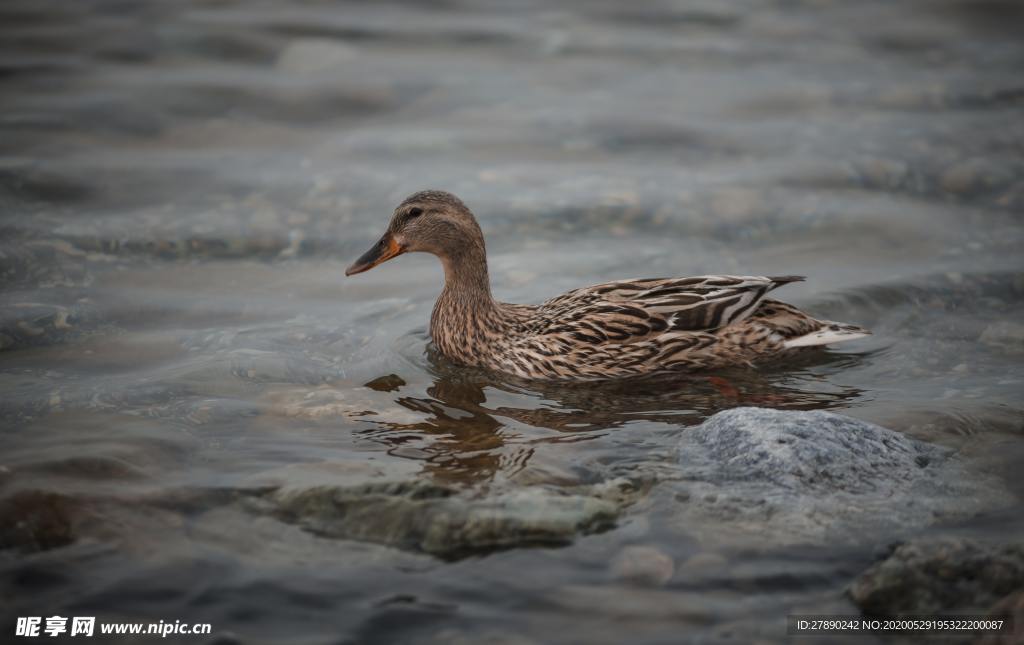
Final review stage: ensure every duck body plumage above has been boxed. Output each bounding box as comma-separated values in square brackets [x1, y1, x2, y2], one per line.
[347, 190, 870, 381]
[430, 273, 869, 380]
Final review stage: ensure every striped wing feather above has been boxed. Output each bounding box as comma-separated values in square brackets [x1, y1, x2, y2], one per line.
[536, 275, 801, 343]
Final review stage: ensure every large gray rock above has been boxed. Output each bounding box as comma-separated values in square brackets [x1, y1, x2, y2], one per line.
[673, 408, 1010, 546]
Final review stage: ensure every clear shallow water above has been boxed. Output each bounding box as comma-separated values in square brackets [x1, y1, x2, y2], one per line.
[2, 0, 1023, 643]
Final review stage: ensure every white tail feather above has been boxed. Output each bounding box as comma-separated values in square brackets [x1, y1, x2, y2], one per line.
[784, 327, 870, 348]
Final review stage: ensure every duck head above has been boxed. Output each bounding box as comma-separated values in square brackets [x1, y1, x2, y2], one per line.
[345, 190, 486, 276]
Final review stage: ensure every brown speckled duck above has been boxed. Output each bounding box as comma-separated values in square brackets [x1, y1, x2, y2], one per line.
[346, 190, 869, 380]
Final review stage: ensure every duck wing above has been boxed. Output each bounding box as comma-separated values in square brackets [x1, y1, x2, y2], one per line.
[537, 275, 803, 342]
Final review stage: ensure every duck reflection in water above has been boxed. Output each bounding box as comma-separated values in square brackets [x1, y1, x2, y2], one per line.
[356, 344, 868, 485]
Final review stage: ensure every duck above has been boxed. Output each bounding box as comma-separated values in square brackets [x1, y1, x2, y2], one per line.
[345, 190, 869, 381]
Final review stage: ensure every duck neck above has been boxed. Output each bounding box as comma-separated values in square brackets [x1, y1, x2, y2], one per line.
[430, 243, 504, 364]
[441, 243, 493, 304]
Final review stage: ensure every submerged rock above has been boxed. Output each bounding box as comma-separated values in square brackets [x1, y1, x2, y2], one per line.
[263, 384, 425, 424]
[979, 321, 1024, 353]
[0, 299, 104, 351]
[269, 478, 630, 558]
[0, 490, 75, 553]
[610, 545, 675, 586]
[850, 538, 1024, 617]
[673, 408, 1010, 546]
[275, 38, 358, 74]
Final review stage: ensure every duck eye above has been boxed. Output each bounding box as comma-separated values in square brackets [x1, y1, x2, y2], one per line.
[407, 207, 423, 218]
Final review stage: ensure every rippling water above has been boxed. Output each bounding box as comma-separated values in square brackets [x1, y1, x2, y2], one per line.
[2, 0, 1023, 643]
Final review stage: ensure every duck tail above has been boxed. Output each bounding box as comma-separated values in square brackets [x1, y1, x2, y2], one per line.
[784, 321, 871, 348]
[767, 275, 806, 291]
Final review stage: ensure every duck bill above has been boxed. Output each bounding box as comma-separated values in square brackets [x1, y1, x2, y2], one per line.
[345, 234, 405, 276]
